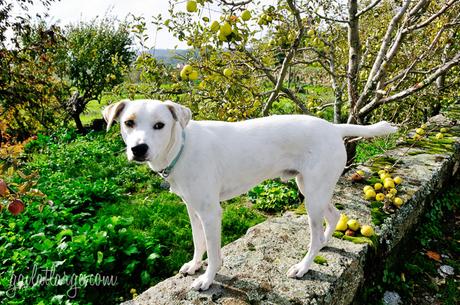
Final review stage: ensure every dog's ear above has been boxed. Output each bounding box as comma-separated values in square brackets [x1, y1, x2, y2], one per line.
[164, 101, 192, 128]
[102, 100, 126, 131]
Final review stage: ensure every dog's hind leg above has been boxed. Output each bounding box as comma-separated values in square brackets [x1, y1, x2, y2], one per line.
[180, 204, 207, 275]
[288, 165, 343, 278]
[323, 204, 340, 245]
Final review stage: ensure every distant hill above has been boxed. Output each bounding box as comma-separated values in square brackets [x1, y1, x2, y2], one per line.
[146, 49, 191, 66]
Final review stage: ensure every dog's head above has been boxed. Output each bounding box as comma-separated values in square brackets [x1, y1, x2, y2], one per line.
[102, 99, 191, 162]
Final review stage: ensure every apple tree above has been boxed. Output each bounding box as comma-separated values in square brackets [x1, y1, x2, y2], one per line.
[62, 18, 135, 132]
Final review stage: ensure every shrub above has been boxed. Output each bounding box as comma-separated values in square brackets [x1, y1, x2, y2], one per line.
[248, 179, 300, 213]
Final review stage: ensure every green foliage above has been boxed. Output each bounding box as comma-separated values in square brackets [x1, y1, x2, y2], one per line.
[0, 22, 69, 140]
[248, 179, 300, 213]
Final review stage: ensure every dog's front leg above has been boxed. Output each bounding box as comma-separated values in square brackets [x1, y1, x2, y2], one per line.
[190, 204, 222, 291]
[180, 204, 206, 275]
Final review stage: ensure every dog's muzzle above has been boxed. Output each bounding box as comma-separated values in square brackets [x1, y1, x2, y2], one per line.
[131, 144, 149, 161]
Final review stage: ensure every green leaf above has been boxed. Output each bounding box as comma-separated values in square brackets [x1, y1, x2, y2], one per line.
[124, 245, 139, 256]
[56, 229, 73, 241]
[97, 251, 104, 264]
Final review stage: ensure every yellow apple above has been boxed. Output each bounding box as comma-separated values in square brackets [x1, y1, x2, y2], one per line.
[440, 127, 448, 133]
[384, 179, 395, 189]
[393, 197, 404, 207]
[375, 193, 385, 201]
[365, 189, 376, 200]
[374, 183, 383, 191]
[435, 133, 444, 139]
[393, 176, 403, 184]
[363, 185, 373, 193]
[360, 225, 374, 237]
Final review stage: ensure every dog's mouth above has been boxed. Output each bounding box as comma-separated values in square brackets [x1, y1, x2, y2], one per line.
[132, 156, 148, 162]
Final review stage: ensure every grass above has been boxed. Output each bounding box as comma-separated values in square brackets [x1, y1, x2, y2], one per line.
[355, 133, 399, 163]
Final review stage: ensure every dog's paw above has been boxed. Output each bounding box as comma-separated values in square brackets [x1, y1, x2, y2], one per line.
[190, 273, 214, 291]
[179, 260, 202, 275]
[287, 262, 310, 278]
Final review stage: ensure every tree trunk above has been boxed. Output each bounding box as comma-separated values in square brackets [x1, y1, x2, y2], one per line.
[345, 140, 358, 166]
[347, 0, 360, 123]
[72, 113, 85, 133]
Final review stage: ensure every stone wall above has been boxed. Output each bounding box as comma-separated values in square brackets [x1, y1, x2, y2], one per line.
[123, 105, 460, 305]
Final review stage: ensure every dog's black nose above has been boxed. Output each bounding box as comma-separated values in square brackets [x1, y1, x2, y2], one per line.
[131, 144, 149, 158]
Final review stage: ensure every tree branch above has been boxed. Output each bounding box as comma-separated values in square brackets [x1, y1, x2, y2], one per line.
[359, 52, 460, 116]
[354, 0, 411, 114]
[356, 0, 382, 18]
[404, 0, 458, 33]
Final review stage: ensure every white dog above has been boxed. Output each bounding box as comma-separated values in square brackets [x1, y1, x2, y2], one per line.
[103, 99, 397, 291]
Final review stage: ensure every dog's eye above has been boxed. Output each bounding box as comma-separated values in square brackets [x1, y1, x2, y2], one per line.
[125, 120, 135, 128]
[153, 122, 165, 130]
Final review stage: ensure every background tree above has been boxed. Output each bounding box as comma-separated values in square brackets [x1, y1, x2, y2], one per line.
[0, 0, 68, 141]
[63, 18, 135, 132]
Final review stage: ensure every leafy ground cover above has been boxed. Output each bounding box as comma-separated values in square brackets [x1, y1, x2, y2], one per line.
[0, 129, 265, 304]
[359, 184, 459, 305]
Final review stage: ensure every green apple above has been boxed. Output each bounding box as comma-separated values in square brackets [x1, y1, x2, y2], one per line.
[347, 219, 360, 231]
[186, 1, 198, 13]
[420, 123, 427, 129]
[415, 128, 425, 135]
[241, 9, 251, 21]
[182, 64, 193, 74]
[220, 22, 232, 36]
[307, 28, 315, 37]
[435, 133, 444, 139]
[210, 21, 220, 32]
[360, 225, 374, 237]
[180, 69, 189, 80]
[188, 70, 199, 80]
[223, 68, 233, 77]
[440, 127, 448, 133]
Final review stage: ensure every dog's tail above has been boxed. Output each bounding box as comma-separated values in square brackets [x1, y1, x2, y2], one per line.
[335, 121, 398, 138]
